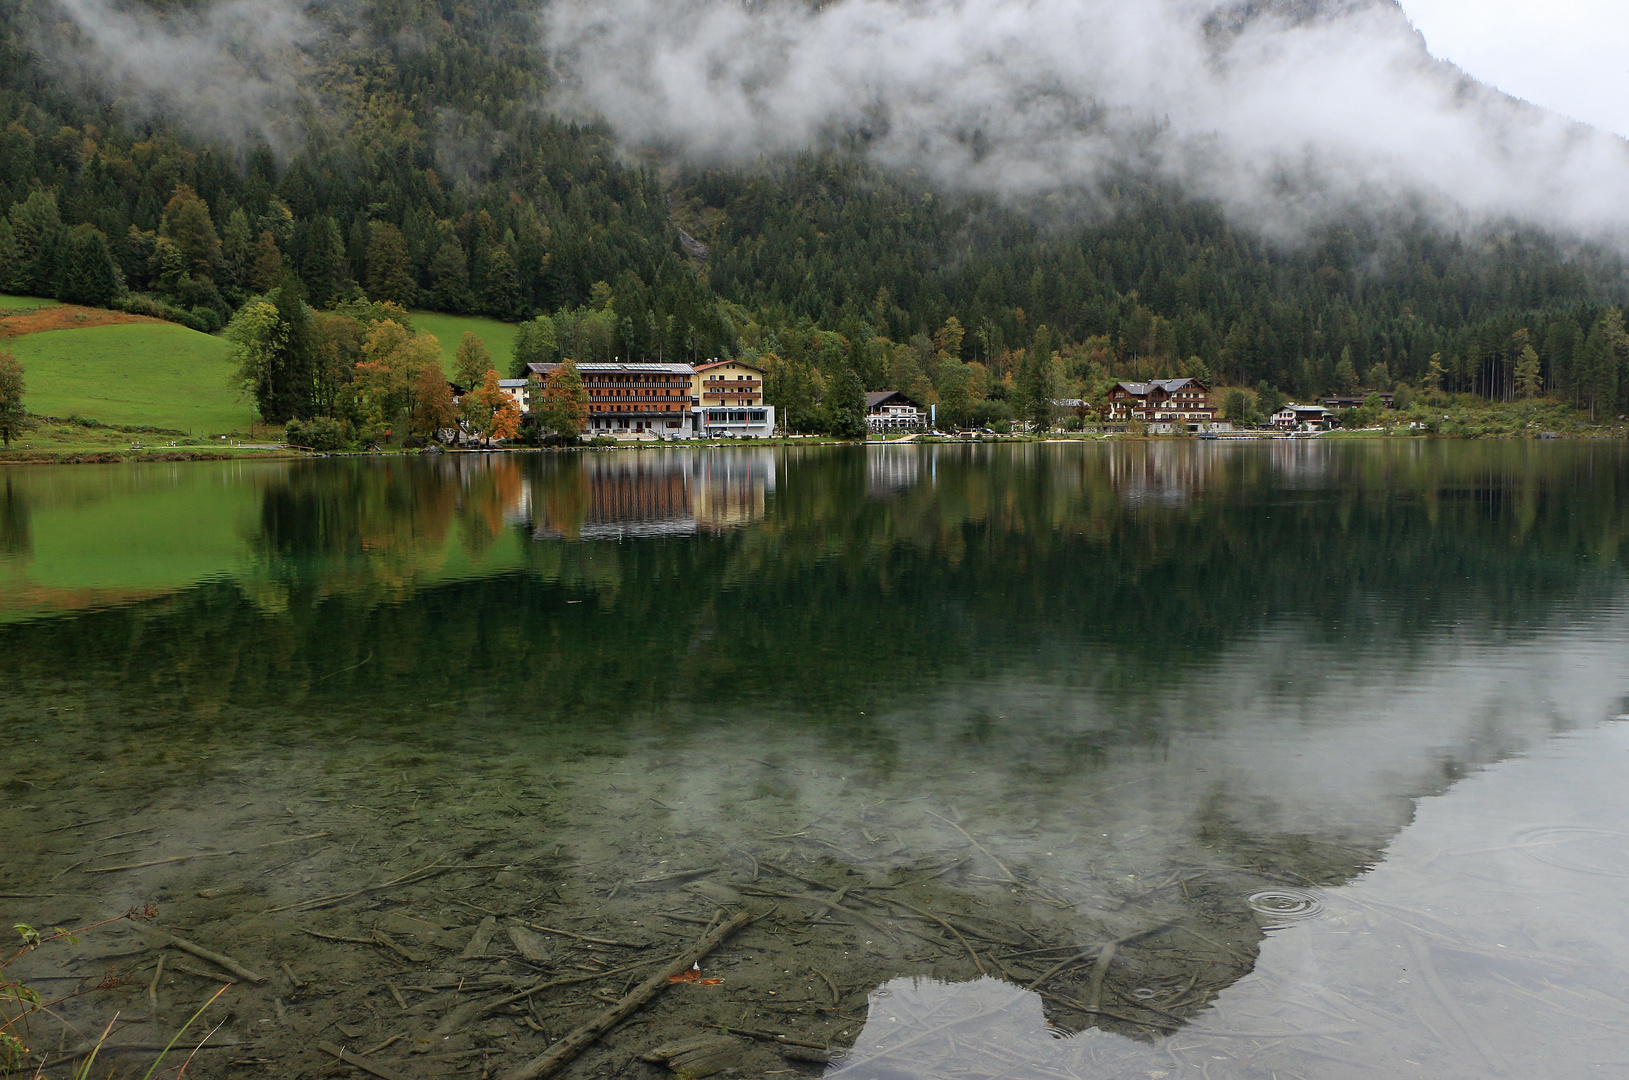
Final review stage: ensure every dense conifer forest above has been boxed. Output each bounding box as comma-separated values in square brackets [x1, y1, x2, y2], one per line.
[3, 0, 1628, 434]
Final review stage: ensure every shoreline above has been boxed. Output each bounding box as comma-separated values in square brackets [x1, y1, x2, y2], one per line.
[8, 428, 1628, 465]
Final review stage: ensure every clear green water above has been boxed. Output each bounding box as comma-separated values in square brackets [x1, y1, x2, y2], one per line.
[3, 443, 1628, 1079]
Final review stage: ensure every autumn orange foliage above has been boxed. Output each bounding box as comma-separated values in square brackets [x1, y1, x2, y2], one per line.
[0, 304, 162, 338]
[667, 964, 722, 985]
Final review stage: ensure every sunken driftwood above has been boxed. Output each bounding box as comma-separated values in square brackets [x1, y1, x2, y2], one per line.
[137, 926, 266, 984]
[642, 1034, 746, 1077]
[316, 1041, 411, 1080]
[500, 910, 754, 1080]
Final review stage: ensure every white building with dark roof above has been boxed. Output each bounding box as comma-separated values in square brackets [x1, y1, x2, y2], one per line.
[1105, 378, 1216, 431]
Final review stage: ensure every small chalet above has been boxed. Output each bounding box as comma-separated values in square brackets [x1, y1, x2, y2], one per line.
[866, 390, 925, 431]
[1321, 391, 1394, 410]
[1105, 378, 1216, 429]
[1272, 403, 1332, 431]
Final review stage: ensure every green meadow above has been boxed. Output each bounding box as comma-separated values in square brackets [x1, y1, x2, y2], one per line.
[5, 321, 257, 434]
[411, 310, 521, 377]
[0, 293, 61, 309]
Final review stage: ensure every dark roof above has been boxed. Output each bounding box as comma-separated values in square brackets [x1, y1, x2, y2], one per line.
[1113, 378, 1208, 396]
[526, 361, 695, 376]
[866, 390, 921, 410]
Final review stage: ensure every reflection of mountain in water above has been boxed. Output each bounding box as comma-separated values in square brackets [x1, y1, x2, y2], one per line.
[2, 444, 1628, 1077]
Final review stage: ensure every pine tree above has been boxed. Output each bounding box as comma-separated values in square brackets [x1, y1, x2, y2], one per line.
[366, 222, 416, 307]
[822, 360, 868, 439]
[1579, 315, 1620, 421]
[0, 218, 19, 293]
[300, 215, 348, 308]
[59, 225, 120, 307]
[8, 189, 62, 293]
[221, 209, 253, 293]
[158, 185, 221, 278]
[428, 234, 472, 312]
[251, 230, 285, 293]
[480, 245, 522, 319]
[261, 274, 317, 423]
[1017, 324, 1059, 431]
[1334, 347, 1359, 393]
[1515, 344, 1543, 399]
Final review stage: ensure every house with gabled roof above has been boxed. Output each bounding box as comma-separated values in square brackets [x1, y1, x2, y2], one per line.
[865, 390, 925, 431]
[690, 359, 775, 437]
[1105, 378, 1217, 431]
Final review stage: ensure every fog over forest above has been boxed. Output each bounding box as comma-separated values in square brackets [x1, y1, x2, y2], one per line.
[39, 0, 1629, 245]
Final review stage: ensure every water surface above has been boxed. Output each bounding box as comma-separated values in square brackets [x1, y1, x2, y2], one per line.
[3, 442, 1628, 1078]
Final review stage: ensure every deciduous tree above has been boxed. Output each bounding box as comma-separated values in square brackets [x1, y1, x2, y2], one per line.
[534, 357, 588, 439]
[411, 363, 458, 441]
[464, 368, 521, 445]
[512, 315, 558, 377]
[453, 332, 492, 391]
[353, 318, 441, 433]
[0, 350, 25, 446]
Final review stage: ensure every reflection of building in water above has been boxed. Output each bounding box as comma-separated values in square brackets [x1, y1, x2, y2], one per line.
[1106, 442, 1217, 506]
[867, 447, 922, 498]
[689, 451, 775, 530]
[530, 451, 776, 539]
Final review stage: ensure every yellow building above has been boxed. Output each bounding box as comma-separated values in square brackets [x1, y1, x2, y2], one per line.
[690, 359, 775, 437]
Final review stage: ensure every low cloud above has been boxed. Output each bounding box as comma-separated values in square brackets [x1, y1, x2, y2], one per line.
[541, 0, 1629, 241]
[44, 0, 320, 151]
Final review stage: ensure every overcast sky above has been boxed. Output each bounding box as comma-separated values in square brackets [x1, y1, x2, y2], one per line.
[1401, 0, 1629, 137]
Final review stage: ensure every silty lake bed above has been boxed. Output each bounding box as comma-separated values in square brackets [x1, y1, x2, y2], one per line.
[2, 442, 1629, 1080]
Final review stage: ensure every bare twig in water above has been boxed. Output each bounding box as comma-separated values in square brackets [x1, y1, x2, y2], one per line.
[316, 651, 373, 681]
[1405, 932, 1506, 1071]
[1026, 923, 1174, 994]
[926, 810, 1017, 882]
[876, 898, 984, 975]
[813, 968, 841, 1008]
[500, 910, 755, 1080]
[137, 927, 267, 984]
[742, 886, 895, 939]
[265, 859, 450, 913]
[85, 832, 331, 874]
[317, 1041, 408, 1080]
[1086, 942, 1116, 1011]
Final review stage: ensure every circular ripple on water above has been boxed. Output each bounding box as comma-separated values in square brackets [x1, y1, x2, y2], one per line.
[1513, 826, 1629, 878]
[1247, 888, 1325, 927]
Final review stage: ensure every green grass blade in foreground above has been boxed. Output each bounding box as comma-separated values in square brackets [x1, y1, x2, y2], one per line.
[138, 983, 229, 1080]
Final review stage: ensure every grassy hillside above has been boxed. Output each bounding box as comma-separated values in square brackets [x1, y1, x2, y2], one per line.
[412, 311, 521, 378]
[5, 322, 258, 434]
[0, 293, 61, 310]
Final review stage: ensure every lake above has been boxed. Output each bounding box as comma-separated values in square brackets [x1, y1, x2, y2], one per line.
[3, 441, 1628, 1079]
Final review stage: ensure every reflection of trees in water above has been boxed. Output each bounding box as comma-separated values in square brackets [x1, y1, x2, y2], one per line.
[252, 457, 533, 606]
[4, 444, 1627, 1053]
[5, 442, 1627, 721]
[0, 473, 28, 558]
